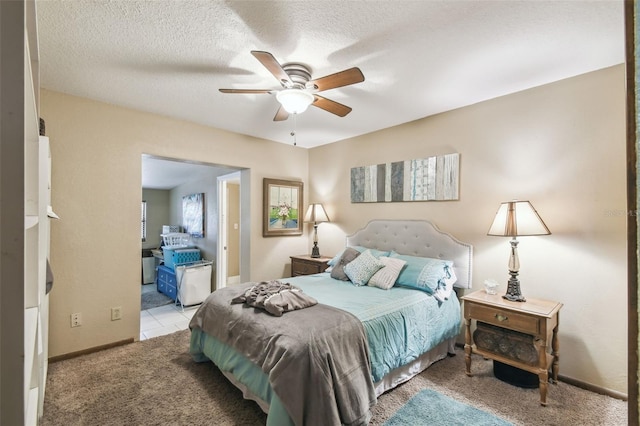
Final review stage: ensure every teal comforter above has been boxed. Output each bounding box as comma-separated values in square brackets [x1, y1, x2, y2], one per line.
[190, 272, 461, 426]
[288, 273, 461, 382]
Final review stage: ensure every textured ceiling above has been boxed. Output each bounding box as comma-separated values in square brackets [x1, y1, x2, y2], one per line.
[37, 1, 624, 149]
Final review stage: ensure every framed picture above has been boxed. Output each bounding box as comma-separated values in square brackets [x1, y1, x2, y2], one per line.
[183, 193, 205, 238]
[263, 178, 303, 237]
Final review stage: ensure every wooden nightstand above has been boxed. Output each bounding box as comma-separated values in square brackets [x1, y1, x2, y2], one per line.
[462, 290, 563, 406]
[290, 254, 331, 277]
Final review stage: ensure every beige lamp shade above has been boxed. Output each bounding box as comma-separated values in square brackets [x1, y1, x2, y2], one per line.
[304, 203, 330, 224]
[487, 200, 550, 237]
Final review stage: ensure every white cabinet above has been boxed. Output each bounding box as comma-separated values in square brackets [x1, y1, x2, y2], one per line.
[23, 17, 50, 424]
[0, 2, 47, 424]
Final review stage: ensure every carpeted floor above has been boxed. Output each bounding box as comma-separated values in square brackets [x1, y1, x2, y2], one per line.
[141, 283, 173, 310]
[41, 329, 627, 426]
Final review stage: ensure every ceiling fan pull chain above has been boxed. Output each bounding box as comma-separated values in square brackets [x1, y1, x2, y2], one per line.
[290, 113, 298, 146]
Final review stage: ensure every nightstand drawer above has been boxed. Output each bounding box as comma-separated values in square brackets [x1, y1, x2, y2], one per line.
[290, 255, 331, 277]
[292, 261, 321, 276]
[468, 303, 540, 335]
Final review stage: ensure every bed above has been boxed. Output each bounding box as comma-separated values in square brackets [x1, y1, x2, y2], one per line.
[189, 219, 473, 426]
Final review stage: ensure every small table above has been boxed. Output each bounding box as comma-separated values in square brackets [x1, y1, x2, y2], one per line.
[290, 254, 331, 277]
[462, 290, 562, 406]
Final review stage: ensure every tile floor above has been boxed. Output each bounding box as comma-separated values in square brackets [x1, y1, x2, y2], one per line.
[139, 303, 198, 341]
[139, 274, 241, 341]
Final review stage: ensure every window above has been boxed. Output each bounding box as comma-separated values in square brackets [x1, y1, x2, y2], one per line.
[141, 200, 147, 242]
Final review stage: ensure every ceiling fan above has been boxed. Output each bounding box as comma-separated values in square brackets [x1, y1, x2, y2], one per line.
[219, 51, 365, 121]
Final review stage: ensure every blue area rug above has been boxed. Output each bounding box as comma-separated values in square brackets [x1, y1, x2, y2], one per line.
[384, 389, 513, 426]
[141, 284, 173, 310]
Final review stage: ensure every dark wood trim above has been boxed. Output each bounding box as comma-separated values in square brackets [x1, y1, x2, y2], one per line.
[625, 1, 639, 424]
[48, 338, 135, 363]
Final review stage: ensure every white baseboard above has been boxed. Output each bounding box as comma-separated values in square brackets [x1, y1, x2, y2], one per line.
[227, 275, 240, 286]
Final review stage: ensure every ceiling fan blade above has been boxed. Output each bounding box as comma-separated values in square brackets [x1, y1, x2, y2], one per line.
[308, 67, 364, 92]
[219, 88, 273, 94]
[273, 105, 289, 121]
[312, 95, 352, 117]
[251, 51, 293, 87]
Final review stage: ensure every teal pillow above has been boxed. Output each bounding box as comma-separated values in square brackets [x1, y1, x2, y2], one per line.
[328, 246, 389, 266]
[352, 246, 390, 259]
[327, 250, 345, 267]
[389, 252, 454, 294]
[344, 250, 385, 286]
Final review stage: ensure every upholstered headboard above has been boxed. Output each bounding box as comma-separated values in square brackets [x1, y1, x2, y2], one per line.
[346, 219, 473, 289]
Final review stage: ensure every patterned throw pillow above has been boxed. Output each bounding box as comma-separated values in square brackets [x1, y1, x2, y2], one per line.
[344, 250, 385, 286]
[368, 257, 407, 290]
[330, 247, 361, 281]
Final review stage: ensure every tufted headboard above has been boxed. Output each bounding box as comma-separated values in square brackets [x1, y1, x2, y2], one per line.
[346, 219, 473, 289]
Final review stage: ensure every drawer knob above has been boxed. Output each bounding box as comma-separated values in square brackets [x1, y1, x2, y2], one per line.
[495, 313, 508, 322]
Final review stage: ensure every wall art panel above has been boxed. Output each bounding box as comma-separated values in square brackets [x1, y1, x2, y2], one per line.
[350, 153, 459, 203]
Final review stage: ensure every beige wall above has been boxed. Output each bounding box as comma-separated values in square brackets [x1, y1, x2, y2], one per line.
[42, 90, 309, 357]
[42, 64, 627, 395]
[308, 65, 627, 394]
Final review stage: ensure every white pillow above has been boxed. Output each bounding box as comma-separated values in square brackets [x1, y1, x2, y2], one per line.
[368, 257, 407, 290]
[344, 250, 385, 286]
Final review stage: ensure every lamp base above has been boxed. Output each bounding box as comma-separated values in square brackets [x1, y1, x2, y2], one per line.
[310, 242, 320, 258]
[502, 271, 526, 302]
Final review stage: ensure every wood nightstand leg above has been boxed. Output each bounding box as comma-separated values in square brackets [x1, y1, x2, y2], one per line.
[539, 371, 549, 406]
[464, 318, 472, 376]
[551, 318, 560, 384]
[536, 338, 549, 406]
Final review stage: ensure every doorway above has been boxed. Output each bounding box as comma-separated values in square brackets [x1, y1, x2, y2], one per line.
[140, 155, 248, 338]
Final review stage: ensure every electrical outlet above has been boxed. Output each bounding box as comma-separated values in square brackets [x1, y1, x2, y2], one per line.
[111, 306, 122, 321]
[70, 312, 81, 327]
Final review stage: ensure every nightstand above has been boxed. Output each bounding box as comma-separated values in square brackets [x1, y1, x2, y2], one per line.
[462, 290, 563, 406]
[290, 254, 331, 277]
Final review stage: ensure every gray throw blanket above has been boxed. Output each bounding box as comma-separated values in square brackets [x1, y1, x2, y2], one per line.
[189, 282, 376, 426]
[230, 280, 318, 316]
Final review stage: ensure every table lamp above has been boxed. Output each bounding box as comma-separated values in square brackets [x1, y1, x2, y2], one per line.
[304, 203, 330, 258]
[487, 200, 550, 302]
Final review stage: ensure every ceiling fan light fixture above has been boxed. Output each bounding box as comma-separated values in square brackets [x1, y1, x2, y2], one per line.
[276, 89, 314, 114]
